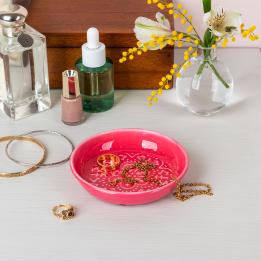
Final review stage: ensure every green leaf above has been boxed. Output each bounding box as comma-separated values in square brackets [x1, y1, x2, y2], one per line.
[203, 29, 212, 47]
[202, 0, 211, 13]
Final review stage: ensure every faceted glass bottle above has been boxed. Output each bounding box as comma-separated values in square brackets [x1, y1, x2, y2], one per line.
[75, 57, 114, 113]
[0, 13, 51, 120]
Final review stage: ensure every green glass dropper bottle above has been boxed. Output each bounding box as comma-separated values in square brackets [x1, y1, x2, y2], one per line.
[75, 27, 114, 112]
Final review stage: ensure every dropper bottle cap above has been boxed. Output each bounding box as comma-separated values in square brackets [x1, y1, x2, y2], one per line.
[82, 27, 106, 68]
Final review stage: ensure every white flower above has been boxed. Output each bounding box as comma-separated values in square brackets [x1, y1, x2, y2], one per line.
[134, 12, 171, 50]
[204, 8, 242, 37]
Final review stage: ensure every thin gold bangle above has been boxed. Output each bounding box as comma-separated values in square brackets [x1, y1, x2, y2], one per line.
[0, 136, 47, 178]
[5, 130, 74, 167]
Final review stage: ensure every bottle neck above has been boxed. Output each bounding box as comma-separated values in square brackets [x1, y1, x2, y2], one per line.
[2, 24, 24, 37]
[198, 47, 217, 61]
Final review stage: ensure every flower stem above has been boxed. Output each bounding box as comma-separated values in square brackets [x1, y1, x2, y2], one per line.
[196, 61, 207, 76]
[175, 31, 199, 41]
[174, 8, 203, 43]
[160, 0, 202, 42]
[208, 62, 230, 88]
[195, 48, 230, 88]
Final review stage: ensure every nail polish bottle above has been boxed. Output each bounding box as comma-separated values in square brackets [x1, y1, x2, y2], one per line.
[75, 27, 114, 113]
[61, 70, 83, 125]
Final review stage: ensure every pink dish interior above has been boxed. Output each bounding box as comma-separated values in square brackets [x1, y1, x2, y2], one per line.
[70, 129, 189, 205]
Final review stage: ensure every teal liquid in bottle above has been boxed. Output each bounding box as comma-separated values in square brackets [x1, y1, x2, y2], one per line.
[75, 27, 114, 113]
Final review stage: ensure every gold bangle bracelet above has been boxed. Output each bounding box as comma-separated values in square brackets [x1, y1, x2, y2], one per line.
[0, 135, 47, 178]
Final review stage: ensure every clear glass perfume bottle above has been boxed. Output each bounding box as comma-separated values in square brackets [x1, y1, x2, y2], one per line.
[0, 13, 51, 120]
[75, 27, 114, 113]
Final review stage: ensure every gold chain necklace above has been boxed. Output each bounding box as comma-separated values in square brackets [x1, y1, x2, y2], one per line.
[172, 177, 213, 201]
[109, 159, 213, 201]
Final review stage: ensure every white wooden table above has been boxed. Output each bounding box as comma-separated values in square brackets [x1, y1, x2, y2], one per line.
[0, 48, 261, 261]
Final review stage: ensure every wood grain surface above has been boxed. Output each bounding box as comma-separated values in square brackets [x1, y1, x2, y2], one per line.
[48, 47, 173, 89]
[26, 0, 174, 89]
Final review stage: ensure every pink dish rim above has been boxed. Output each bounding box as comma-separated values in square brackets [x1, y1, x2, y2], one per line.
[70, 128, 189, 195]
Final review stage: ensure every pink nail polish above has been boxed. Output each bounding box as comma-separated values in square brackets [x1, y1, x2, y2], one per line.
[61, 70, 83, 125]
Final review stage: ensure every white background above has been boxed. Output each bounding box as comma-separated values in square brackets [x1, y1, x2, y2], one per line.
[1, 0, 261, 46]
[175, 0, 261, 47]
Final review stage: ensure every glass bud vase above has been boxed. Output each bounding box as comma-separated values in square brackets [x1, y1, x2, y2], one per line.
[176, 47, 234, 116]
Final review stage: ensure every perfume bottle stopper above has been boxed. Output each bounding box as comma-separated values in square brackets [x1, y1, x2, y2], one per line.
[0, 3, 28, 17]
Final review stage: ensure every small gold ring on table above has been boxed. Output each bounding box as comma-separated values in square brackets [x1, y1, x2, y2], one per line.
[0, 136, 47, 178]
[97, 153, 121, 171]
[52, 204, 75, 220]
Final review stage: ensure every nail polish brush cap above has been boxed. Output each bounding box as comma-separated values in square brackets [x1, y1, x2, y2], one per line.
[82, 27, 106, 68]
[62, 70, 80, 99]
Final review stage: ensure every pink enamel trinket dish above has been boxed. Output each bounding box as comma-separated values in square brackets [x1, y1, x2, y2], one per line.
[70, 129, 189, 205]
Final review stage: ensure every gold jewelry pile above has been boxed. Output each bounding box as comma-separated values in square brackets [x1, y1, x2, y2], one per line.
[103, 156, 213, 202]
[108, 159, 158, 186]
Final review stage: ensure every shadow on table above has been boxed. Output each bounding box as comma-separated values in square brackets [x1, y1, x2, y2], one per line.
[159, 97, 248, 118]
[50, 89, 128, 108]
[183, 149, 209, 183]
[215, 99, 248, 117]
[114, 91, 128, 106]
[50, 90, 61, 107]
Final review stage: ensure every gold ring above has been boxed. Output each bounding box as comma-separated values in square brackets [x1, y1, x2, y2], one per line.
[0, 135, 47, 178]
[52, 204, 75, 220]
[97, 153, 121, 171]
